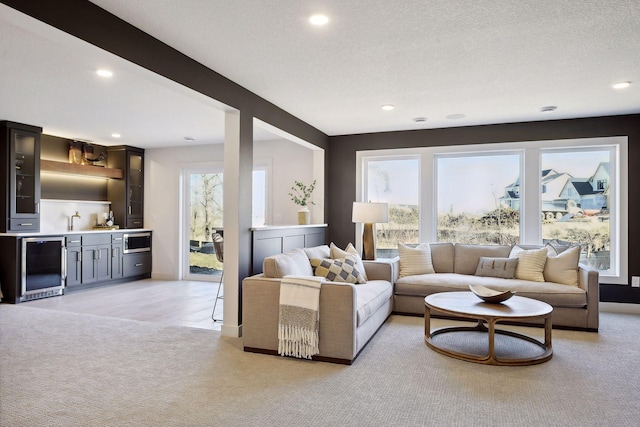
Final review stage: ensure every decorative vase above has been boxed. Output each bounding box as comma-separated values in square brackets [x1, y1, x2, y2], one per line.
[297, 207, 310, 225]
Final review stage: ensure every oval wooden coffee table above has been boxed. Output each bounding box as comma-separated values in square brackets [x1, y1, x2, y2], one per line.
[424, 292, 553, 366]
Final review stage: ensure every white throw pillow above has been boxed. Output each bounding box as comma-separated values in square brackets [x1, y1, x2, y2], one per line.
[544, 245, 581, 287]
[509, 246, 547, 282]
[330, 242, 368, 281]
[398, 243, 435, 277]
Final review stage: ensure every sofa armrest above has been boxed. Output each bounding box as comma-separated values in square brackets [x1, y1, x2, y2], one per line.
[578, 263, 600, 330]
[363, 258, 397, 283]
[242, 274, 358, 360]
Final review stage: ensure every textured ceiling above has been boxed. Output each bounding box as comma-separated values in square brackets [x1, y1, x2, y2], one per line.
[1, 1, 639, 148]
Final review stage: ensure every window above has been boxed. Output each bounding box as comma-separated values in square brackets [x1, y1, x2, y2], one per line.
[364, 157, 419, 257]
[358, 137, 627, 282]
[541, 148, 613, 272]
[436, 153, 520, 245]
[182, 164, 270, 280]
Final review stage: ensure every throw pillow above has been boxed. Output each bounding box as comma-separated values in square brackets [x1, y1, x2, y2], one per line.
[310, 256, 366, 284]
[330, 242, 368, 281]
[475, 257, 518, 279]
[544, 245, 581, 287]
[509, 246, 547, 282]
[398, 243, 435, 278]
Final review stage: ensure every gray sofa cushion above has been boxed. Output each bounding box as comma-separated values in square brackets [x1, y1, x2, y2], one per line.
[453, 244, 512, 275]
[395, 273, 587, 307]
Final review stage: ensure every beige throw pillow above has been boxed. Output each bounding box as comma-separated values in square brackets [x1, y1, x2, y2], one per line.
[509, 246, 547, 282]
[398, 243, 435, 278]
[544, 245, 581, 287]
[330, 242, 368, 281]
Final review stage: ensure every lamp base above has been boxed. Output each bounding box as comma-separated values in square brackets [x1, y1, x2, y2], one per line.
[362, 223, 376, 260]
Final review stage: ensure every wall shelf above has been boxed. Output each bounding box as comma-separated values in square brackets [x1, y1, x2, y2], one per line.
[40, 159, 124, 179]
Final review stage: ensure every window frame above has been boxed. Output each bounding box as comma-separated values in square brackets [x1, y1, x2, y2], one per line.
[356, 136, 628, 284]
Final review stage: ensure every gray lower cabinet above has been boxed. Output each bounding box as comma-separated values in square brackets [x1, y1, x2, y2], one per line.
[111, 233, 124, 278]
[65, 232, 147, 289]
[123, 252, 152, 277]
[66, 236, 82, 286]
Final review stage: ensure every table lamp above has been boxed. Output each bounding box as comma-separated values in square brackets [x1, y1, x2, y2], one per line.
[352, 202, 389, 260]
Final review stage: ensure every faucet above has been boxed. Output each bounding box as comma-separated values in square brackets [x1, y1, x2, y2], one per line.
[70, 211, 81, 231]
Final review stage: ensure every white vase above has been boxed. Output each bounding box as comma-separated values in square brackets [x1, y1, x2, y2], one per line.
[297, 207, 310, 225]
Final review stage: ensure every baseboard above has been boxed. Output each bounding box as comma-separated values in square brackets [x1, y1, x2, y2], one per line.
[221, 323, 241, 337]
[600, 302, 640, 314]
[151, 272, 177, 280]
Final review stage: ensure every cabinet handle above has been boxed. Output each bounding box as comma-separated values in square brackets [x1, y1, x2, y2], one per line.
[128, 206, 132, 214]
[35, 202, 39, 214]
[19, 223, 33, 226]
[135, 263, 143, 267]
[78, 252, 82, 262]
[69, 240, 80, 243]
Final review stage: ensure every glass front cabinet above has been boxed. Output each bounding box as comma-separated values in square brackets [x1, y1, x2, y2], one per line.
[1, 121, 42, 232]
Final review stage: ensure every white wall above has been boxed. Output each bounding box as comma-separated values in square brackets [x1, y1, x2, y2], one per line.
[254, 139, 316, 225]
[145, 139, 316, 280]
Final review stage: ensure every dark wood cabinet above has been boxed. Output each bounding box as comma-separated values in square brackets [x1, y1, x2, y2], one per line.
[107, 146, 144, 229]
[1, 121, 42, 232]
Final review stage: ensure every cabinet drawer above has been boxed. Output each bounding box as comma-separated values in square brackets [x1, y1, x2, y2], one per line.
[111, 233, 124, 244]
[82, 233, 111, 246]
[126, 218, 144, 229]
[8, 218, 38, 232]
[123, 252, 152, 277]
[66, 236, 82, 247]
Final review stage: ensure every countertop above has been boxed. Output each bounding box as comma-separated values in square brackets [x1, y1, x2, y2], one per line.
[250, 224, 328, 231]
[0, 228, 152, 237]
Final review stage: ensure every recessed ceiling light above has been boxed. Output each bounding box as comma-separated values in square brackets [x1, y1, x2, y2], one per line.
[96, 69, 113, 78]
[111, 133, 121, 138]
[381, 104, 395, 111]
[309, 14, 329, 26]
[540, 106, 557, 113]
[612, 81, 631, 89]
[413, 117, 427, 123]
[184, 136, 195, 141]
[446, 114, 466, 120]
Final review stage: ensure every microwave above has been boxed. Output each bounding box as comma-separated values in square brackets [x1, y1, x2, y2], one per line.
[123, 232, 151, 253]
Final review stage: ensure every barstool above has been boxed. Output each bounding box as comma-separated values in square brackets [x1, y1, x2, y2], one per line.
[211, 233, 224, 322]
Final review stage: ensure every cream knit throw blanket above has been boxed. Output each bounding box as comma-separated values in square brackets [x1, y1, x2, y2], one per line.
[278, 275, 325, 359]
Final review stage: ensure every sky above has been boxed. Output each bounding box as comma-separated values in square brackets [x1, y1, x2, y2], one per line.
[366, 150, 610, 215]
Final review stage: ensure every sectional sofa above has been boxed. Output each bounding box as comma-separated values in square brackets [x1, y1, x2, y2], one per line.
[242, 242, 599, 364]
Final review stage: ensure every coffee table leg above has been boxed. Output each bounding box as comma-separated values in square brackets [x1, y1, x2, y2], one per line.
[424, 306, 431, 339]
[545, 315, 553, 351]
[487, 319, 496, 363]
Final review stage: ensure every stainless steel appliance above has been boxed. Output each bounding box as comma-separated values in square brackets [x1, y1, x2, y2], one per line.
[21, 236, 65, 302]
[123, 232, 151, 253]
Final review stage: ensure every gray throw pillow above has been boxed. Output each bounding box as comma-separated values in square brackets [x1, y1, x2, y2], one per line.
[475, 257, 518, 279]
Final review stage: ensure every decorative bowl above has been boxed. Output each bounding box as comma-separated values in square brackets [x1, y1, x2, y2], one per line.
[469, 284, 516, 304]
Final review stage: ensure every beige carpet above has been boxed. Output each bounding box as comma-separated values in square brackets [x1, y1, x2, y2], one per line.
[1, 304, 638, 427]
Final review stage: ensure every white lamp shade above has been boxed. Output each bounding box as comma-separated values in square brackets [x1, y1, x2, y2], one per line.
[352, 202, 389, 224]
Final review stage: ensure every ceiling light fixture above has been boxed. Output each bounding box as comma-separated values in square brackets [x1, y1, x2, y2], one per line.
[309, 14, 329, 26]
[96, 69, 113, 78]
[413, 117, 427, 123]
[446, 114, 466, 120]
[381, 104, 395, 111]
[612, 81, 631, 89]
[540, 106, 557, 113]
[184, 136, 195, 141]
[111, 133, 121, 138]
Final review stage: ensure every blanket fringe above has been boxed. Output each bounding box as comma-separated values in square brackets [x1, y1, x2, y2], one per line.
[278, 323, 319, 359]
